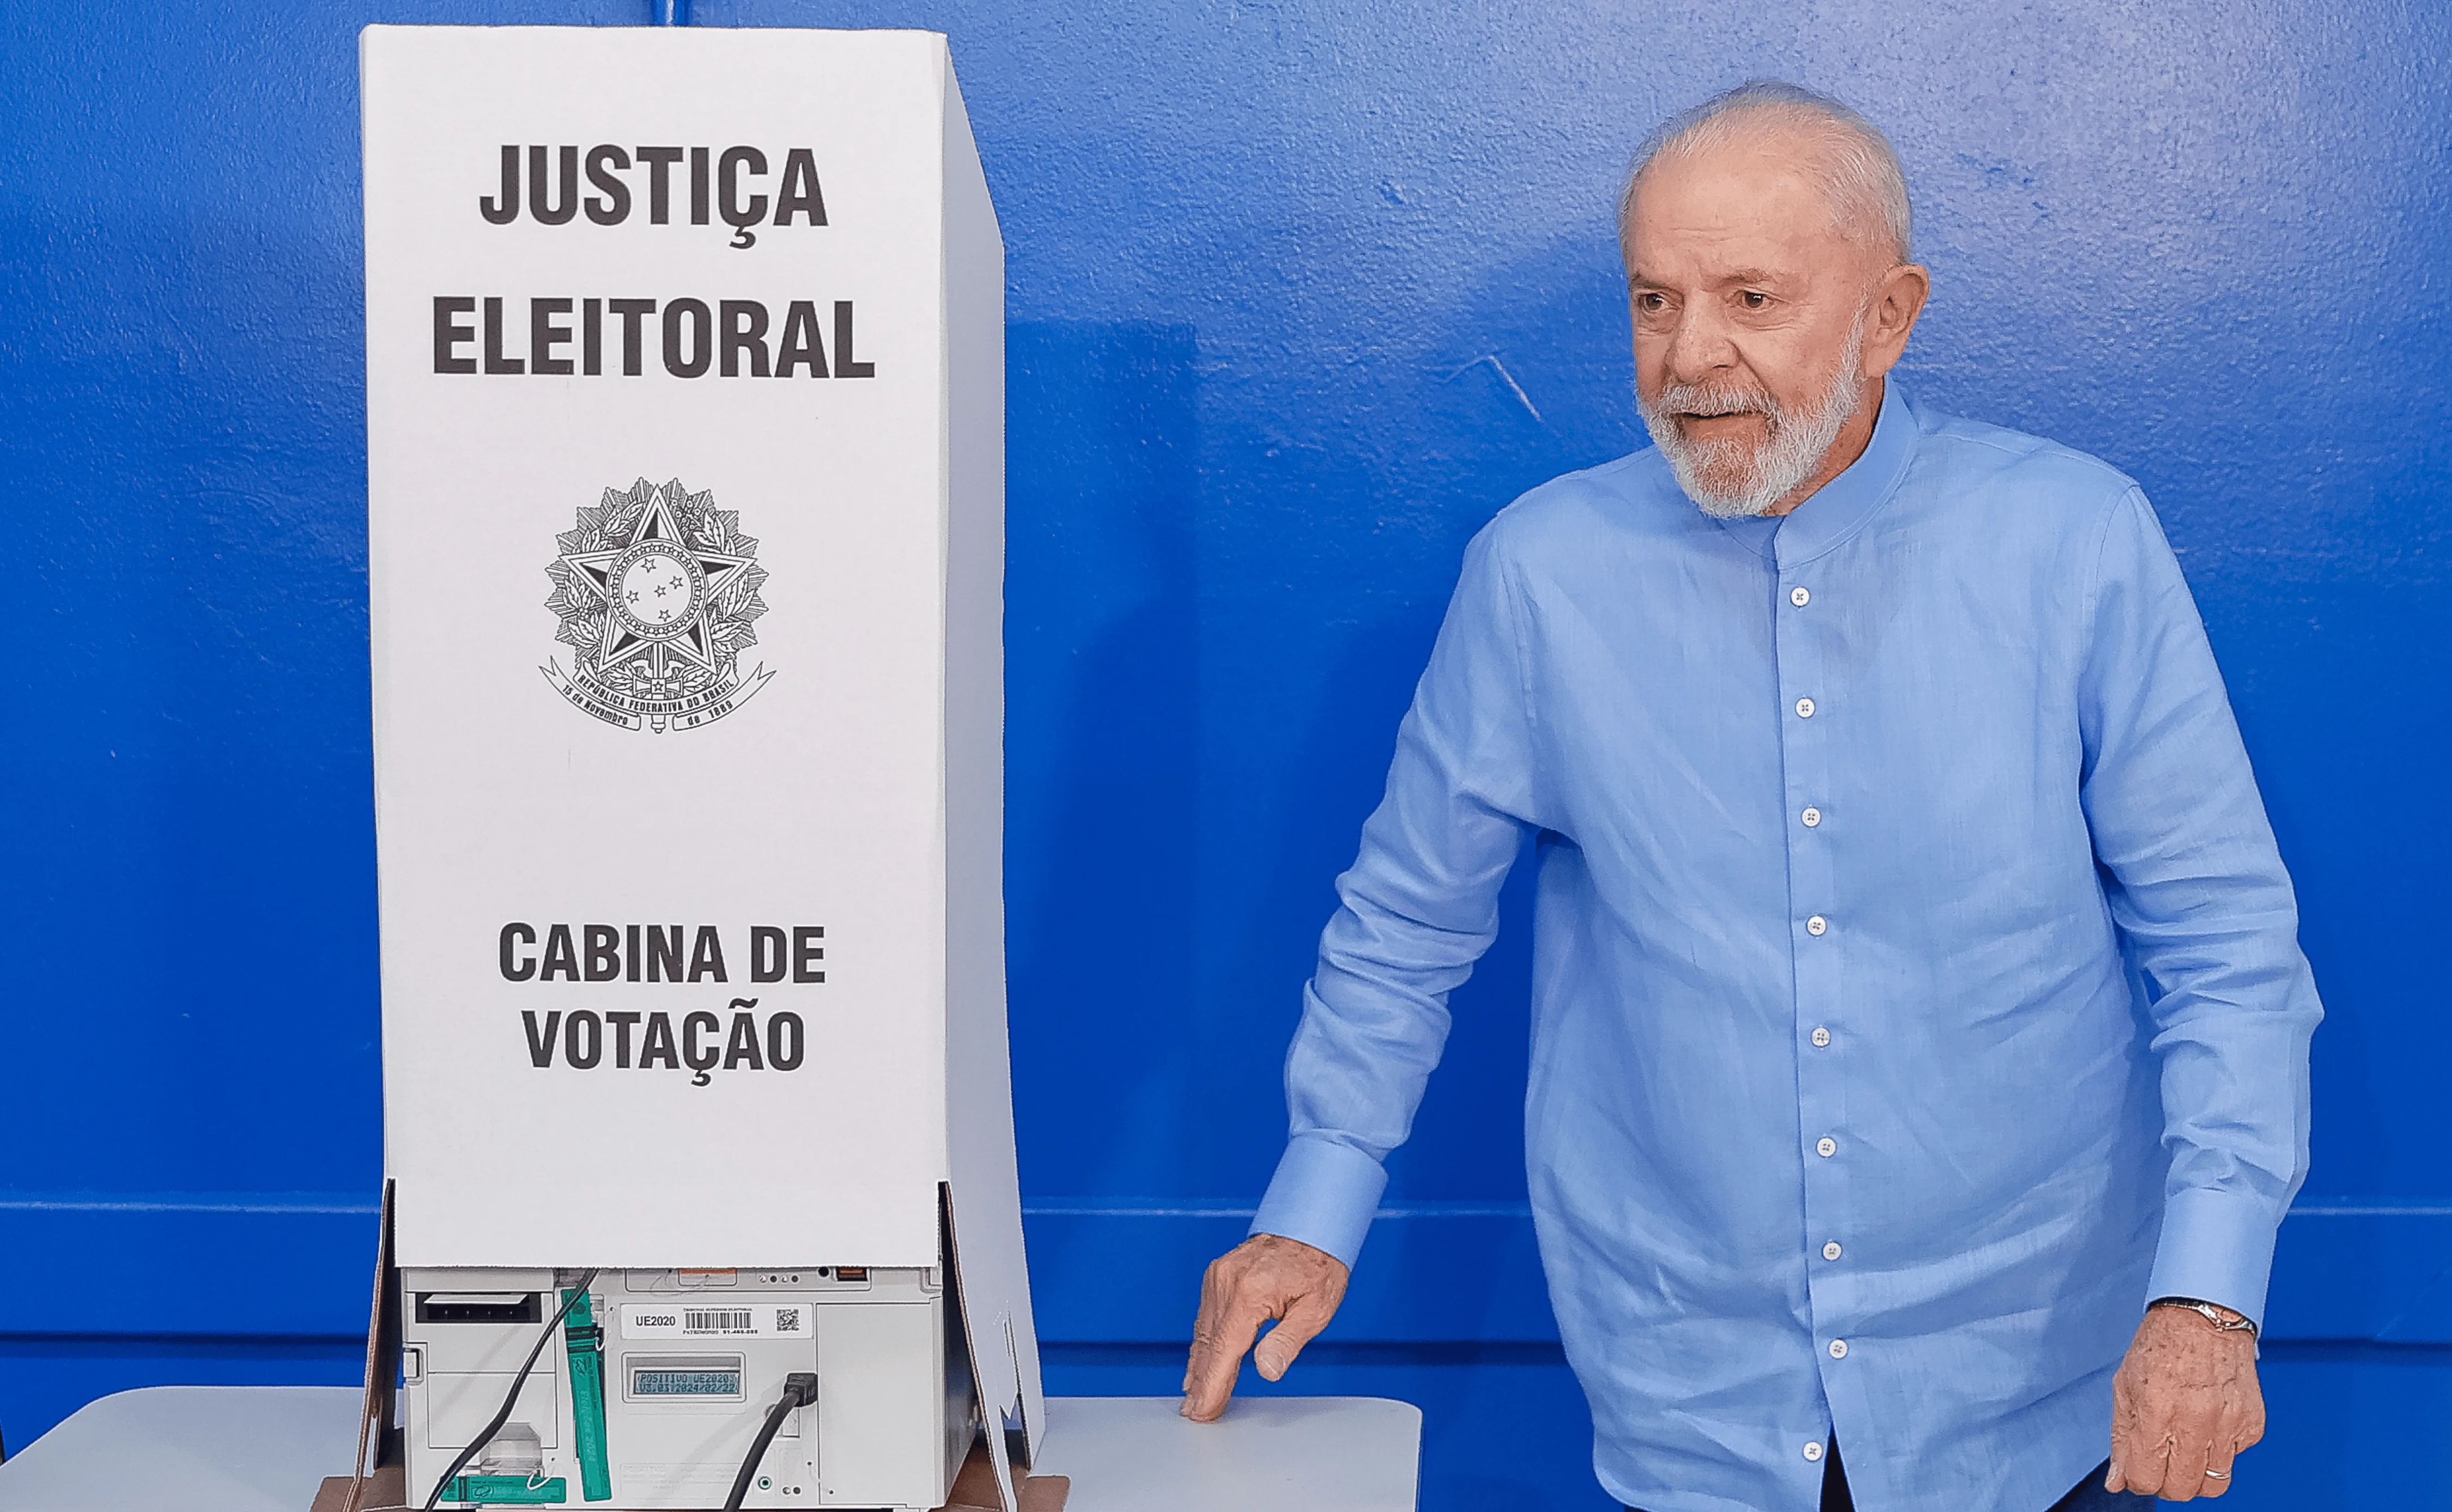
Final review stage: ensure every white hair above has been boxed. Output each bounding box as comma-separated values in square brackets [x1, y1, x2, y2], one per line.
[1619, 80, 1914, 264]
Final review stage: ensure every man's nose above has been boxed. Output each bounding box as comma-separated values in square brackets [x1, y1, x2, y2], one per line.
[1664, 303, 1737, 384]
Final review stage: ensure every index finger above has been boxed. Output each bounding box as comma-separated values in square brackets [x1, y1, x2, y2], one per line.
[1182, 1290, 1272, 1421]
[2116, 1413, 2179, 1498]
[1180, 1254, 1243, 1392]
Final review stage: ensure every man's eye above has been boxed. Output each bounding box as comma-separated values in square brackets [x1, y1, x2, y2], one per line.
[1740, 290, 1769, 309]
[1638, 293, 1667, 313]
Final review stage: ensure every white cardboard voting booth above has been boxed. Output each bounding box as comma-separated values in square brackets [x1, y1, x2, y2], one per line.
[362, 25, 1036, 1509]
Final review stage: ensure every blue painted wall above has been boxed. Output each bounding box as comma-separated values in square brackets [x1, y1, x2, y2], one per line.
[4, 1, 2448, 1504]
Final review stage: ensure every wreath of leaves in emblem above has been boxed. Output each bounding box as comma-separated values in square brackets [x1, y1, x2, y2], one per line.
[544, 478, 770, 700]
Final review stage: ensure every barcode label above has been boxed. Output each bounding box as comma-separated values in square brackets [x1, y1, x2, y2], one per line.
[622, 1300, 814, 1340]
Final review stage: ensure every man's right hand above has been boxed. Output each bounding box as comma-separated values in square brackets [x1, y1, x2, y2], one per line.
[1180, 1234, 1351, 1421]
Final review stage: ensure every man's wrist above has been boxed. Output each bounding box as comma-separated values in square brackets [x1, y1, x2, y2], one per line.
[1249, 1134, 1387, 1270]
[2150, 1295, 2258, 1337]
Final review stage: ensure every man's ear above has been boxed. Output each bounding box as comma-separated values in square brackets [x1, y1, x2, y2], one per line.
[1861, 262, 1931, 380]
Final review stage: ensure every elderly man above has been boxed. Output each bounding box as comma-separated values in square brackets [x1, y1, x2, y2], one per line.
[1180, 81, 2320, 1512]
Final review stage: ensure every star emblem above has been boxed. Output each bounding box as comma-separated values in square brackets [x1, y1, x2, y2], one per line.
[543, 478, 773, 731]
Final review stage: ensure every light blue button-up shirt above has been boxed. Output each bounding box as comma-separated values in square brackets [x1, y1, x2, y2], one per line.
[1251, 385, 2320, 1512]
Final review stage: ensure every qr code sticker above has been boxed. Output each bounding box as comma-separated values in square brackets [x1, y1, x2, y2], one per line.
[775, 1308, 801, 1332]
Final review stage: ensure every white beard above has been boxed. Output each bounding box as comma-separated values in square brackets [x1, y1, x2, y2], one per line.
[1638, 312, 1868, 519]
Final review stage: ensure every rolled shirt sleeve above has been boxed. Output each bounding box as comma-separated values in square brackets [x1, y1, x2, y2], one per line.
[2078, 488, 2323, 1327]
[1250, 523, 1541, 1267]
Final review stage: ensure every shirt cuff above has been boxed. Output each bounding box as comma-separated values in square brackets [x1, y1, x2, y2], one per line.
[2145, 1186, 2283, 1330]
[1248, 1133, 1389, 1270]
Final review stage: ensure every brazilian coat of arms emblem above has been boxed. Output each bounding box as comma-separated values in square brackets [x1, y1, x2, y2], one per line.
[542, 478, 774, 733]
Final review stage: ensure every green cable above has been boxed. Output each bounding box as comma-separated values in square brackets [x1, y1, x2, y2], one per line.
[562, 1287, 613, 1502]
[423, 1272, 598, 1511]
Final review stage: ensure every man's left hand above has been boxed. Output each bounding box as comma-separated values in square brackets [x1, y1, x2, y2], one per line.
[2106, 1303, 2266, 1499]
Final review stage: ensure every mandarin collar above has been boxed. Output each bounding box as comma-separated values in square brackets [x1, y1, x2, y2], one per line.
[1767, 380, 1920, 567]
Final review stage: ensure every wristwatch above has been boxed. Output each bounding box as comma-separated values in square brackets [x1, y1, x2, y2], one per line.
[2150, 1296, 2259, 1337]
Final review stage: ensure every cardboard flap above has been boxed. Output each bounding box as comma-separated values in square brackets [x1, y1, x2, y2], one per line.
[343, 1180, 403, 1511]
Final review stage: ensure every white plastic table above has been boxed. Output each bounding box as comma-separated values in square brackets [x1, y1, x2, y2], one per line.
[0, 1386, 1421, 1512]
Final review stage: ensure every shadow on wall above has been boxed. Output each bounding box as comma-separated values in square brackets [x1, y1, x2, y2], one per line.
[1005, 320, 1204, 1200]
[1198, 219, 1642, 1210]
[1000, 222, 1638, 1186]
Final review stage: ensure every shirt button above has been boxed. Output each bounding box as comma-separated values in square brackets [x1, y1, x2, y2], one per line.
[1811, 1026, 1832, 1047]
[1823, 1240, 1843, 1260]
[1817, 1137, 1838, 1158]
[1795, 696, 1816, 718]
[1791, 586, 1811, 608]
[1803, 1442, 1825, 1462]
[1806, 915, 1828, 936]
[1829, 1339, 1849, 1359]
[1801, 806, 1821, 827]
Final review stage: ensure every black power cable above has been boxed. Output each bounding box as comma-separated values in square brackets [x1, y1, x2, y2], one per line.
[723, 1371, 820, 1511]
[422, 1270, 601, 1510]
